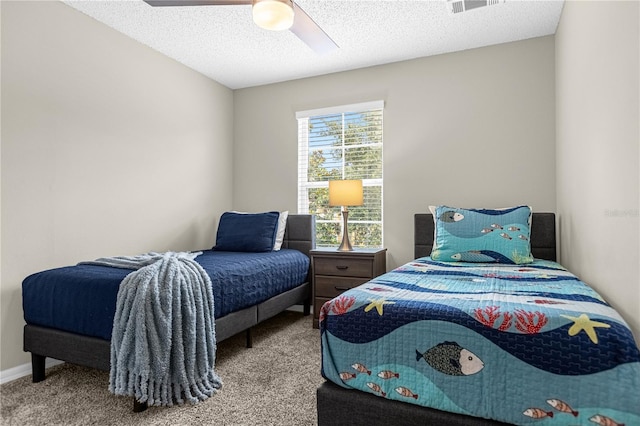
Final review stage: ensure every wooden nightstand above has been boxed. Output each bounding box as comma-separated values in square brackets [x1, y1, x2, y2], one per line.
[311, 248, 387, 328]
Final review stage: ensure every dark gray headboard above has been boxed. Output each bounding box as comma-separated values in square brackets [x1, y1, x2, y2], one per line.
[282, 214, 316, 258]
[414, 213, 556, 261]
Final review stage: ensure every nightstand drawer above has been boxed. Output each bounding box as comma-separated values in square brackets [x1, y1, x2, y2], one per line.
[315, 276, 369, 298]
[314, 257, 372, 277]
[311, 248, 387, 328]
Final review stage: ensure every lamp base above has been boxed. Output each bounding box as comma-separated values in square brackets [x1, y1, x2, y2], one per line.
[337, 208, 354, 251]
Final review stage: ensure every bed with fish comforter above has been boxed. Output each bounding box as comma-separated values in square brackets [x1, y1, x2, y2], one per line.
[320, 258, 640, 426]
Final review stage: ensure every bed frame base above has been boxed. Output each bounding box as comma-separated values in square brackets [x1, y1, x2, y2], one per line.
[317, 381, 510, 426]
[31, 353, 46, 383]
[26, 324, 263, 414]
[24, 286, 310, 409]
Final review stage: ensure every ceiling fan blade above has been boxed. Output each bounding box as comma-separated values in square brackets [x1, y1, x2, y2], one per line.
[290, 2, 338, 54]
[144, 0, 251, 6]
[144, 0, 338, 55]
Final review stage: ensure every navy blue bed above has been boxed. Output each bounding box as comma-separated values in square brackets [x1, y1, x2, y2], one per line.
[23, 250, 309, 341]
[22, 214, 315, 412]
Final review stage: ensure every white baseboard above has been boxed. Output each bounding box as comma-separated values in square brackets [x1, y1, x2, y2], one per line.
[0, 358, 64, 385]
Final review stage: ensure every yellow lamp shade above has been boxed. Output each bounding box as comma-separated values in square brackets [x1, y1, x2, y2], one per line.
[329, 180, 364, 207]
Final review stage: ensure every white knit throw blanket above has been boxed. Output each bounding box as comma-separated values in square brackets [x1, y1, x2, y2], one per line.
[84, 252, 222, 406]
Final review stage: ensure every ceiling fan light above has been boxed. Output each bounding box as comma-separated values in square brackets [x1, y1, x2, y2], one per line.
[252, 0, 294, 31]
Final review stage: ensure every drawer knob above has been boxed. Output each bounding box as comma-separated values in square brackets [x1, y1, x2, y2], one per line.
[334, 286, 351, 291]
[336, 265, 349, 270]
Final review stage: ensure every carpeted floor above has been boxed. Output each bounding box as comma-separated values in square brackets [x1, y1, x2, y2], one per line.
[1, 311, 323, 426]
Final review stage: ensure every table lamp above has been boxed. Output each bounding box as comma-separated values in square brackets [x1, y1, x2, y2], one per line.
[329, 180, 364, 251]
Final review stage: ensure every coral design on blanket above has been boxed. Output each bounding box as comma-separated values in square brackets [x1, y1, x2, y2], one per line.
[320, 296, 357, 324]
[474, 306, 547, 334]
[560, 313, 611, 344]
[331, 295, 356, 315]
[514, 309, 548, 334]
[474, 306, 513, 331]
[319, 301, 330, 324]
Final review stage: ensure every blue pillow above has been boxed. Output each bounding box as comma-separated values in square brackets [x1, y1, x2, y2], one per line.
[214, 211, 280, 252]
[430, 205, 533, 264]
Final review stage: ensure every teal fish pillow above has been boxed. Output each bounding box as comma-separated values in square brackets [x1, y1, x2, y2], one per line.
[430, 205, 533, 264]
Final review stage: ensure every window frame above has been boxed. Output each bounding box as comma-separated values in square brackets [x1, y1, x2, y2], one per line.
[296, 100, 384, 249]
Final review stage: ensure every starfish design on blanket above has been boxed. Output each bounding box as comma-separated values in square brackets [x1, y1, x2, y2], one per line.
[560, 313, 611, 344]
[364, 298, 395, 316]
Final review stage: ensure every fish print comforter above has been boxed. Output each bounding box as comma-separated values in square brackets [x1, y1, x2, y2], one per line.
[320, 258, 640, 425]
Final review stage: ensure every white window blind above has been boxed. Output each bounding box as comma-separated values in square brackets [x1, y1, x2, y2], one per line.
[297, 101, 384, 248]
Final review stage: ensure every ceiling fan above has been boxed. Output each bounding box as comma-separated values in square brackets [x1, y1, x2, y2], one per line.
[143, 0, 338, 54]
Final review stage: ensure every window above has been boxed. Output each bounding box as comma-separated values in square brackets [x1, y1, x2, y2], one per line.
[297, 101, 383, 248]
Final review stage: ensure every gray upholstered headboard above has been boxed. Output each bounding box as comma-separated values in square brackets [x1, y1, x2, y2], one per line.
[414, 213, 556, 261]
[282, 214, 316, 258]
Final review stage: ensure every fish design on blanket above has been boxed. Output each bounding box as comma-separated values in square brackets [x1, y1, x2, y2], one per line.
[438, 211, 465, 222]
[339, 372, 357, 381]
[377, 370, 399, 379]
[451, 250, 513, 263]
[352, 363, 371, 375]
[395, 386, 419, 399]
[366, 382, 386, 397]
[523, 408, 554, 419]
[546, 399, 578, 417]
[589, 414, 626, 426]
[415, 341, 484, 376]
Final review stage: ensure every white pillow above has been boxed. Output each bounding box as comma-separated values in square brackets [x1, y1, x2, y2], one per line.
[273, 211, 289, 251]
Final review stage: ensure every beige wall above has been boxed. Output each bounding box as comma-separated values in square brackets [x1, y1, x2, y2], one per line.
[233, 36, 557, 269]
[1, 1, 234, 370]
[556, 1, 640, 342]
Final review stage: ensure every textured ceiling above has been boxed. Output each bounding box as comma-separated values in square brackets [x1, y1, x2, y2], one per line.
[62, 0, 565, 89]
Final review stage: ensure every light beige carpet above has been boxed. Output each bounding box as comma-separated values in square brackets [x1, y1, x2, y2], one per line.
[1, 311, 323, 426]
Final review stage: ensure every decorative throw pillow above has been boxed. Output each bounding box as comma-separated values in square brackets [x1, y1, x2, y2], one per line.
[214, 211, 280, 252]
[430, 205, 533, 264]
[230, 210, 289, 251]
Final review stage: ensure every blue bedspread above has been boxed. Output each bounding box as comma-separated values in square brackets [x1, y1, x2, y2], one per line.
[23, 249, 309, 341]
[320, 258, 640, 425]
